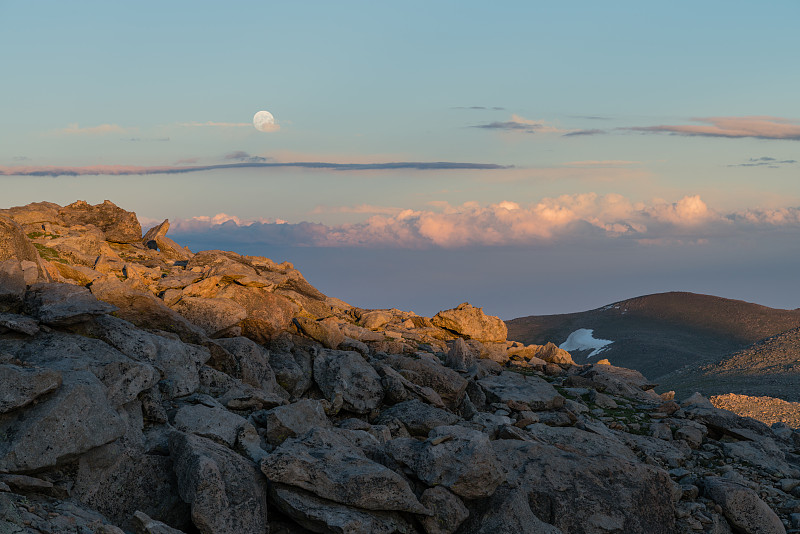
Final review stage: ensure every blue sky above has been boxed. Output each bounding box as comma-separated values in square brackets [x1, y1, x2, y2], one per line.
[2, 1, 800, 316]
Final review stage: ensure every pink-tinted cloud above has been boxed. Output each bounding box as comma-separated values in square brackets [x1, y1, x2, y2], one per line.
[627, 116, 800, 140]
[168, 194, 790, 249]
[172, 213, 286, 231]
[644, 195, 715, 226]
[57, 123, 128, 135]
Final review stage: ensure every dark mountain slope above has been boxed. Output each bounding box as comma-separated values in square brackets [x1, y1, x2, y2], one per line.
[663, 325, 800, 401]
[506, 292, 800, 384]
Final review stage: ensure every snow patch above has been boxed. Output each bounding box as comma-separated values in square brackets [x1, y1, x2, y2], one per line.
[559, 329, 614, 359]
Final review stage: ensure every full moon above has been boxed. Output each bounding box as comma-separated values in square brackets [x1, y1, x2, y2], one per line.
[253, 110, 276, 132]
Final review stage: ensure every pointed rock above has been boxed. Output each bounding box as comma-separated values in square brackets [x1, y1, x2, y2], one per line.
[142, 219, 170, 244]
[445, 337, 475, 371]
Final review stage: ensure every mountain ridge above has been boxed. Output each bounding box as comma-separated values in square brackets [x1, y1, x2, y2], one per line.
[507, 292, 800, 394]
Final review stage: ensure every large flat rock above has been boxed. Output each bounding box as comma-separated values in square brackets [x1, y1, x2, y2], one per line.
[261, 428, 427, 514]
[478, 371, 564, 410]
[0, 371, 125, 472]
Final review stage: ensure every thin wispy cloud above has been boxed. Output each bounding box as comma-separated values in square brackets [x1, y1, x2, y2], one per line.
[224, 151, 271, 163]
[0, 161, 512, 177]
[124, 137, 170, 142]
[562, 129, 607, 137]
[471, 114, 569, 134]
[626, 116, 800, 140]
[565, 160, 640, 167]
[728, 156, 797, 168]
[169, 194, 800, 249]
[569, 115, 612, 121]
[178, 121, 251, 128]
[453, 106, 506, 110]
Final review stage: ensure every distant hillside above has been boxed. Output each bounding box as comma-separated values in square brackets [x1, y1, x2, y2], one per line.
[506, 292, 800, 386]
[663, 326, 800, 401]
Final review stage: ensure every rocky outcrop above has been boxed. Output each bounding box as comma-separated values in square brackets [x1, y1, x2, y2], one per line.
[0, 215, 42, 265]
[58, 200, 142, 243]
[432, 302, 508, 342]
[2, 198, 800, 534]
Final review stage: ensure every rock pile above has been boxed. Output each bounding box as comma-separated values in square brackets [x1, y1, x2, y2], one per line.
[1, 200, 799, 534]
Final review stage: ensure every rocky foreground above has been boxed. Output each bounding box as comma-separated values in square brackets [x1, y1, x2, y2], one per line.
[1, 201, 800, 534]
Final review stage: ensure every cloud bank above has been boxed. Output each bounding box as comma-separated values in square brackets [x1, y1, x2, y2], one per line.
[167, 194, 800, 249]
[0, 161, 511, 177]
[627, 116, 800, 140]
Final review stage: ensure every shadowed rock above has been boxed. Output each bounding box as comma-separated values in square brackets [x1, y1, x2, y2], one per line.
[0, 371, 125, 472]
[445, 337, 475, 371]
[386, 425, 505, 500]
[459, 485, 563, 534]
[375, 399, 459, 437]
[382, 354, 467, 409]
[0, 260, 28, 312]
[0, 312, 39, 335]
[703, 477, 785, 534]
[212, 336, 287, 397]
[170, 432, 268, 534]
[269, 483, 417, 534]
[419, 486, 470, 534]
[0, 363, 62, 414]
[24, 282, 117, 325]
[478, 371, 564, 411]
[174, 404, 252, 448]
[491, 438, 677, 534]
[261, 428, 428, 514]
[252, 399, 332, 446]
[314, 349, 384, 414]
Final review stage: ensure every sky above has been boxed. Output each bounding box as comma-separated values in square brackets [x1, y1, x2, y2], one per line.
[2, 1, 799, 318]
